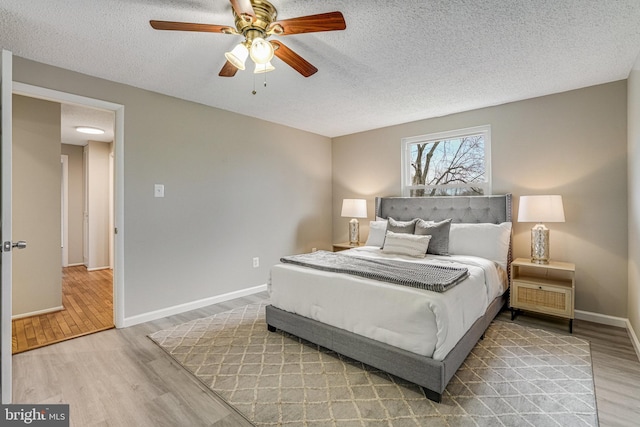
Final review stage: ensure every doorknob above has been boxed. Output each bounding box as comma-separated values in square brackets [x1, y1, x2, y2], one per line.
[13, 241, 27, 249]
[2, 240, 27, 252]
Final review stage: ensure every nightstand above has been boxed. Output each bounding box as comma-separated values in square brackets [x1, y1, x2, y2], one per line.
[510, 257, 576, 333]
[332, 242, 365, 252]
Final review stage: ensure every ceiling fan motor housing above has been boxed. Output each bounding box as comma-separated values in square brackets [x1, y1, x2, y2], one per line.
[233, 0, 278, 42]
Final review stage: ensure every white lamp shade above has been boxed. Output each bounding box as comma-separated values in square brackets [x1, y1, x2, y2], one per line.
[224, 43, 248, 70]
[518, 195, 565, 223]
[249, 37, 274, 64]
[341, 199, 367, 218]
[254, 61, 275, 74]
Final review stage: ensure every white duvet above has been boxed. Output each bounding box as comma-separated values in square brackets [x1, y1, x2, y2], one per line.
[268, 246, 506, 361]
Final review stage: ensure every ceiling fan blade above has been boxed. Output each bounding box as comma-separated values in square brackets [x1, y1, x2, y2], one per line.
[150, 20, 235, 34]
[271, 41, 318, 77]
[269, 11, 346, 35]
[219, 60, 239, 77]
[229, 0, 256, 22]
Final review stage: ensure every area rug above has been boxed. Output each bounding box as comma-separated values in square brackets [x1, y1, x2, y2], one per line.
[149, 303, 598, 426]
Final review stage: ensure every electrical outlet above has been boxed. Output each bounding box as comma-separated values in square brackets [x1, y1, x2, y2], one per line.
[252, 257, 259, 268]
[312, 247, 317, 252]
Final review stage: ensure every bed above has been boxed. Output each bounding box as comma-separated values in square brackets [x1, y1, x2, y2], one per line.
[266, 194, 512, 402]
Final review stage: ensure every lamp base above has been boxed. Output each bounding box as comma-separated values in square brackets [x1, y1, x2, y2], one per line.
[530, 223, 549, 264]
[348, 219, 360, 246]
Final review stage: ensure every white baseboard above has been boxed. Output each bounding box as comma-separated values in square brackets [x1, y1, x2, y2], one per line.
[122, 284, 268, 328]
[86, 266, 111, 272]
[575, 309, 640, 362]
[12, 305, 64, 320]
[574, 309, 628, 328]
[626, 319, 640, 362]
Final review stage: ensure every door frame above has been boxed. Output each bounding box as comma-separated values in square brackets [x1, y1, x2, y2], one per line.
[12, 82, 125, 329]
[1, 49, 13, 404]
[61, 154, 69, 267]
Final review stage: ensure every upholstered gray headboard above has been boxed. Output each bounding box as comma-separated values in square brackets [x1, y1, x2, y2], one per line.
[375, 194, 512, 224]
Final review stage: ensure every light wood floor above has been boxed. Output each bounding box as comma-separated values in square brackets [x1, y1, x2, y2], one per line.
[12, 266, 114, 354]
[12, 292, 640, 427]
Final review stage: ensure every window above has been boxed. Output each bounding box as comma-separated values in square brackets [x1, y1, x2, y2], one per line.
[401, 125, 491, 197]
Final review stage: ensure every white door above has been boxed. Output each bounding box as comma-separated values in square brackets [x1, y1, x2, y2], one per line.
[1, 49, 13, 404]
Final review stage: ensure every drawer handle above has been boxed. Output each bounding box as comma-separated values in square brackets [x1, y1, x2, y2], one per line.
[539, 286, 542, 290]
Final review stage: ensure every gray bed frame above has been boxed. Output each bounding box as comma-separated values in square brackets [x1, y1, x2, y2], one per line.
[266, 194, 512, 402]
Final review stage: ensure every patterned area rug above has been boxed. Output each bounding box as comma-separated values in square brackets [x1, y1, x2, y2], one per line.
[149, 303, 598, 426]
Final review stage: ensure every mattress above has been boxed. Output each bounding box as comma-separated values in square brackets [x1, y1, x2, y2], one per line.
[268, 246, 506, 361]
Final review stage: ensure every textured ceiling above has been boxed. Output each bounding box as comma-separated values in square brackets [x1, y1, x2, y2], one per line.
[2, 0, 640, 138]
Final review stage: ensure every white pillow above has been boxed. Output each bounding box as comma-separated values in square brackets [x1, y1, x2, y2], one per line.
[365, 220, 388, 247]
[381, 231, 431, 258]
[448, 222, 512, 269]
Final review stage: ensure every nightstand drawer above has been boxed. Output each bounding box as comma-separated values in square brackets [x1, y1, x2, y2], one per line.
[511, 280, 573, 318]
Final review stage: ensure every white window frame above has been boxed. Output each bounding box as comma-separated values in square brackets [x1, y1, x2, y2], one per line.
[401, 125, 492, 197]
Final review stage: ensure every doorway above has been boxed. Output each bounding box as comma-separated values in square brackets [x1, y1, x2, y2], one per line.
[10, 82, 124, 339]
[11, 98, 116, 353]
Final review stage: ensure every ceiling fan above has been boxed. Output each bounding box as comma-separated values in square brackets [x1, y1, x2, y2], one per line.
[150, 0, 346, 78]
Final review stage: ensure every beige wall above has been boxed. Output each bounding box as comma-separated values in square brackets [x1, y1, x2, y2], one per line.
[13, 56, 333, 319]
[61, 143, 84, 265]
[12, 95, 62, 316]
[628, 70, 640, 340]
[12, 55, 630, 322]
[333, 81, 628, 318]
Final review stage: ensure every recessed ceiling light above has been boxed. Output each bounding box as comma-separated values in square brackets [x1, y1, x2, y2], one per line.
[76, 126, 105, 135]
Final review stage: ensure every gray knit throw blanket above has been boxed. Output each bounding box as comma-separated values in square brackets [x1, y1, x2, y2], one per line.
[280, 250, 469, 292]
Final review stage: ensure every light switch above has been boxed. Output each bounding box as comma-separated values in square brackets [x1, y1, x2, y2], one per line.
[154, 184, 165, 198]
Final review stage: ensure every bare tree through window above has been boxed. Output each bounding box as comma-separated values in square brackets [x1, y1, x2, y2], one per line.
[402, 126, 490, 196]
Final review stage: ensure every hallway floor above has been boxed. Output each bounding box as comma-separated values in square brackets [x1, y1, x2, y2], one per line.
[12, 266, 114, 354]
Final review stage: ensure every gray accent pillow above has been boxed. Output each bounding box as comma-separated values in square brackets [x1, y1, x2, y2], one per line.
[415, 218, 452, 255]
[387, 217, 417, 234]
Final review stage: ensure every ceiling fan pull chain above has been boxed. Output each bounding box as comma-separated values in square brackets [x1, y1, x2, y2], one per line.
[252, 73, 257, 95]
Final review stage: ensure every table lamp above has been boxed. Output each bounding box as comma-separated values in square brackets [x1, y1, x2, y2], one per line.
[517, 195, 565, 264]
[341, 199, 367, 246]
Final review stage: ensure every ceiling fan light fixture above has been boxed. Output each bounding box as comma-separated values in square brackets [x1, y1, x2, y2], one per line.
[224, 43, 248, 70]
[249, 37, 274, 64]
[254, 61, 275, 74]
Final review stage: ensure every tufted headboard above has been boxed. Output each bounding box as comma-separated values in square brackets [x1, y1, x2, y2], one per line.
[375, 194, 512, 224]
[375, 194, 513, 279]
